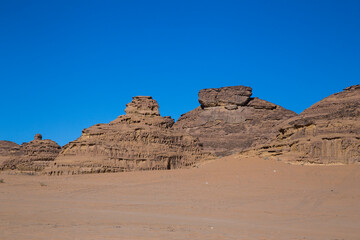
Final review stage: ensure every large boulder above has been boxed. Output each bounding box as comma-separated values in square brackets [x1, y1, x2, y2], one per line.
[0, 134, 61, 172]
[46, 96, 208, 175]
[174, 86, 297, 156]
[252, 85, 360, 164]
[198, 86, 252, 107]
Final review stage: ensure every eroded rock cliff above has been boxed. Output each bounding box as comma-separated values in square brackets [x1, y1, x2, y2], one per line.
[0, 134, 61, 172]
[46, 96, 208, 175]
[0, 141, 21, 167]
[249, 85, 360, 164]
[174, 86, 297, 156]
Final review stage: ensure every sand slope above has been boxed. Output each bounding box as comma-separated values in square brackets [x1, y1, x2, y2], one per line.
[1, 156, 359, 240]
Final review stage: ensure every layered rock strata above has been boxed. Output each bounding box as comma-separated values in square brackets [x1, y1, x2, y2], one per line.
[0, 134, 61, 171]
[250, 85, 360, 164]
[174, 86, 298, 156]
[46, 96, 208, 175]
[0, 141, 21, 167]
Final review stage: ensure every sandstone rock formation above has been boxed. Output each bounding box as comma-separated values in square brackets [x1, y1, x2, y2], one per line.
[0, 134, 61, 172]
[0, 141, 21, 167]
[198, 86, 252, 107]
[174, 86, 298, 156]
[250, 85, 360, 164]
[2, 85, 357, 172]
[46, 96, 208, 175]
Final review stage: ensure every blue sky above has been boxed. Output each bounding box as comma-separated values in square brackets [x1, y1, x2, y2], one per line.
[0, 0, 359, 146]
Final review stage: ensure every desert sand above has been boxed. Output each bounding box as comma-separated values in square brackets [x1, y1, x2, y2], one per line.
[1, 156, 359, 240]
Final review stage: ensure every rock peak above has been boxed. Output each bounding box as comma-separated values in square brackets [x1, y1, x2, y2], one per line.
[45, 96, 208, 175]
[198, 85, 252, 108]
[34, 133, 42, 141]
[175, 85, 297, 156]
[125, 96, 160, 116]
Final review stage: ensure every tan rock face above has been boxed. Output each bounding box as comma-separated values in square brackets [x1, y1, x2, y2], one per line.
[0, 135, 61, 172]
[46, 96, 208, 175]
[125, 96, 160, 116]
[0, 141, 21, 167]
[174, 86, 297, 156]
[252, 85, 360, 164]
[0, 141, 20, 155]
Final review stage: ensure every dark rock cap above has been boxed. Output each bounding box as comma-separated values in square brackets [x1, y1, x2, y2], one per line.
[34, 134, 42, 141]
[344, 85, 360, 91]
[198, 86, 252, 108]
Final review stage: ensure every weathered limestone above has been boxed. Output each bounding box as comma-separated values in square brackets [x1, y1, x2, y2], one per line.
[248, 85, 360, 164]
[174, 86, 298, 156]
[46, 96, 208, 175]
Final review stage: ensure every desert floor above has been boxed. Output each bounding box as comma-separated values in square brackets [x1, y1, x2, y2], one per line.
[0, 156, 359, 240]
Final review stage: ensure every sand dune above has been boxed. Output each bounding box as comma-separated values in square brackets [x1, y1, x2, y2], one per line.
[1, 156, 359, 240]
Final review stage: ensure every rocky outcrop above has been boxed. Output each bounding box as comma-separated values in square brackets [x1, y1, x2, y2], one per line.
[174, 86, 297, 156]
[0, 141, 21, 167]
[249, 85, 360, 164]
[198, 86, 252, 107]
[46, 96, 209, 175]
[0, 141, 20, 155]
[0, 134, 61, 172]
[2, 85, 357, 172]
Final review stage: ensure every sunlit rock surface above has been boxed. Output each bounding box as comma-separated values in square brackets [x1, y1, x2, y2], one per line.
[46, 96, 209, 175]
[247, 85, 360, 164]
[0, 134, 61, 171]
[174, 86, 297, 156]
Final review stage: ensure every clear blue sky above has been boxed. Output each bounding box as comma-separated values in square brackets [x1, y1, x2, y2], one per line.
[0, 0, 359, 146]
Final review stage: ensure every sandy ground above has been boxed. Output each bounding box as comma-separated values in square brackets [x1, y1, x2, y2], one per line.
[0, 156, 359, 240]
